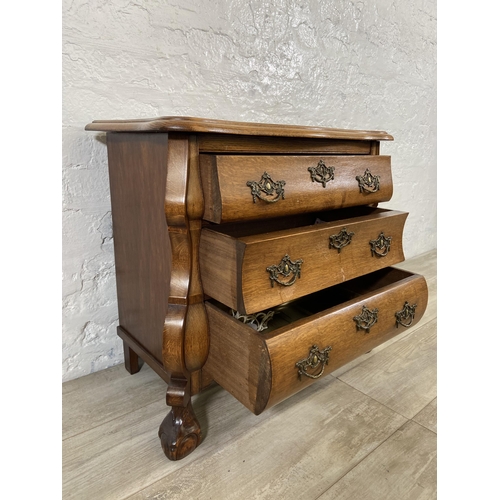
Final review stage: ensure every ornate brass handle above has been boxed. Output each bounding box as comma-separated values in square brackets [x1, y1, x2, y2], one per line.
[231, 309, 275, 332]
[356, 169, 380, 193]
[308, 160, 335, 187]
[266, 254, 303, 288]
[369, 232, 392, 257]
[296, 344, 332, 380]
[247, 172, 286, 203]
[329, 227, 354, 253]
[353, 305, 379, 333]
[395, 301, 417, 328]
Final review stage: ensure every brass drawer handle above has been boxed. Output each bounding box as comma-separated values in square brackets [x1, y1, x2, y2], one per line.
[353, 305, 379, 333]
[369, 232, 392, 257]
[296, 344, 332, 380]
[356, 168, 380, 193]
[266, 254, 303, 288]
[329, 227, 354, 253]
[308, 160, 335, 187]
[395, 301, 417, 328]
[247, 172, 286, 203]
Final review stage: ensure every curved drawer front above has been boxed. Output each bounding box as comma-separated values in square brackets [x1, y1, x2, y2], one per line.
[204, 268, 428, 415]
[200, 208, 408, 315]
[200, 155, 393, 223]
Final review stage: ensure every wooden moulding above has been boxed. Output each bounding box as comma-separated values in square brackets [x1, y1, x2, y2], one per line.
[85, 116, 394, 142]
[200, 155, 393, 223]
[204, 269, 428, 415]
[199, 208, 408, 315]
[197, 136, 374, 154]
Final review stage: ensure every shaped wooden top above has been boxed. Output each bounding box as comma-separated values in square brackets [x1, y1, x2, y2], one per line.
[85, 116, 393, 141]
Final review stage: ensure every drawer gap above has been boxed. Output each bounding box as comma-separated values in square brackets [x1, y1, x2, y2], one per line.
[204, 206, 395, 239]
[207, 268, 414, 336]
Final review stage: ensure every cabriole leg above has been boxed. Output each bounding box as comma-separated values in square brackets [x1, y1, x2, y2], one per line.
[158, 379, 201, 461]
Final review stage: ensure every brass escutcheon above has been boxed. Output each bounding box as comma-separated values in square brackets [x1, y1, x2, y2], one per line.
[308, 160, 335, 188]
[329, 227, 355, 253]
[247, 172, 286, 203]
[266, 254, 303, 288]
[395, 301, 417, 328]
[369, 232, 392, 257]
[295, 344, 332, 380]
[353, 305, 379, 333]
[356, 169, 380, 193]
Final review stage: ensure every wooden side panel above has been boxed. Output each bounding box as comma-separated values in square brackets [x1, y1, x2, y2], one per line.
[264, 274, 428, 410]
[198, 136, 373, 154]
[200, 155, 393, 223]
[199, 155, 222, 225]
[106, 133, 171, 363]
[199, 230, 242, 311]
[204, 302, 272, 414]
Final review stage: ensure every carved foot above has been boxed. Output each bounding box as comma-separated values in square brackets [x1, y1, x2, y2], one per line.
[123, 341, 143, 374]
[158, 401, 201, 461]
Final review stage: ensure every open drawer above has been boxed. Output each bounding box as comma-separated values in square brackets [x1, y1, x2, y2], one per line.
[200, 207, 408, 314]
[204, 267, 428, 415]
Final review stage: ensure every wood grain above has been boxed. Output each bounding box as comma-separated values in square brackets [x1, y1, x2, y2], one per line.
[200, 208, 408, 314]
[198, 135, 373, 154]
[339, 318, 437, 419]
[204, 269, 428, 414]
[203, 305, 271, 414]
[318, 420, 437, 500]
[85, 116, 394, 141]
[62, 250, 436, 500]
[200, 154, 393, 223]
[106, 133, 171, 363]
[160, 133, 209, 459]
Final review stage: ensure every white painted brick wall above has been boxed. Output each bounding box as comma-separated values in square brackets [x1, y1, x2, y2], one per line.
[62, 0, 436, 381]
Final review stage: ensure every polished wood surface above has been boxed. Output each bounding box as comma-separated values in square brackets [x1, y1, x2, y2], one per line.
[204, 268, 428, 414]
[161, 133, 210, 460]
[200, 154, 393, 223]
[200, 208, 407, 314]
[85, 116, 428, 463]
[198, 135, 375, 154]
[158, 401, 202, 461]
[106, 133, 171, 363]
[85, 116, 394, 141]
[265, 270, 428, 410]
[62, 251, 436, 499]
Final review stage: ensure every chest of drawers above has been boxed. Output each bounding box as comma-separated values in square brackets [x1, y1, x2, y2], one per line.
[85, 117, 428, 461]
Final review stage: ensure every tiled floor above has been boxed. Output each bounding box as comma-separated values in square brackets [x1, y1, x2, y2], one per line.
[63, 250, 437, 500]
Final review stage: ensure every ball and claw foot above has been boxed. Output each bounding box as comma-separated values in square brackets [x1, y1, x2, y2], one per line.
[158, 401, 202, 461]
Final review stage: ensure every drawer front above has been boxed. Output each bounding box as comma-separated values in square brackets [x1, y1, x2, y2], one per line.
[200, 155, 393, 223]
[204, 269, 428, 415]
[200, 208, 407, 314]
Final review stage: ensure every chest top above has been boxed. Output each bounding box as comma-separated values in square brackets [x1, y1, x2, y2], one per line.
[85, 115, 393, 141]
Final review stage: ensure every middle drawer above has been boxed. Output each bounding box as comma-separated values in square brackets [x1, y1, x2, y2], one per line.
[199, 207, 408, 314]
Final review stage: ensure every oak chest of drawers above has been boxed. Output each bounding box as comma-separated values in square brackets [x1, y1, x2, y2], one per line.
[85, 116, 428, 461]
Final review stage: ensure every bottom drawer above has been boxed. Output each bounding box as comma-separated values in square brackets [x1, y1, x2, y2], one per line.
[204, 267, 428, 415]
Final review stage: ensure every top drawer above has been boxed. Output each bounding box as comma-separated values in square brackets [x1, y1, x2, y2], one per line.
[200, 155, 393, 223]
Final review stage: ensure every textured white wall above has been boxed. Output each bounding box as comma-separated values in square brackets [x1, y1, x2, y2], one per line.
[62, 0, 436, 381]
